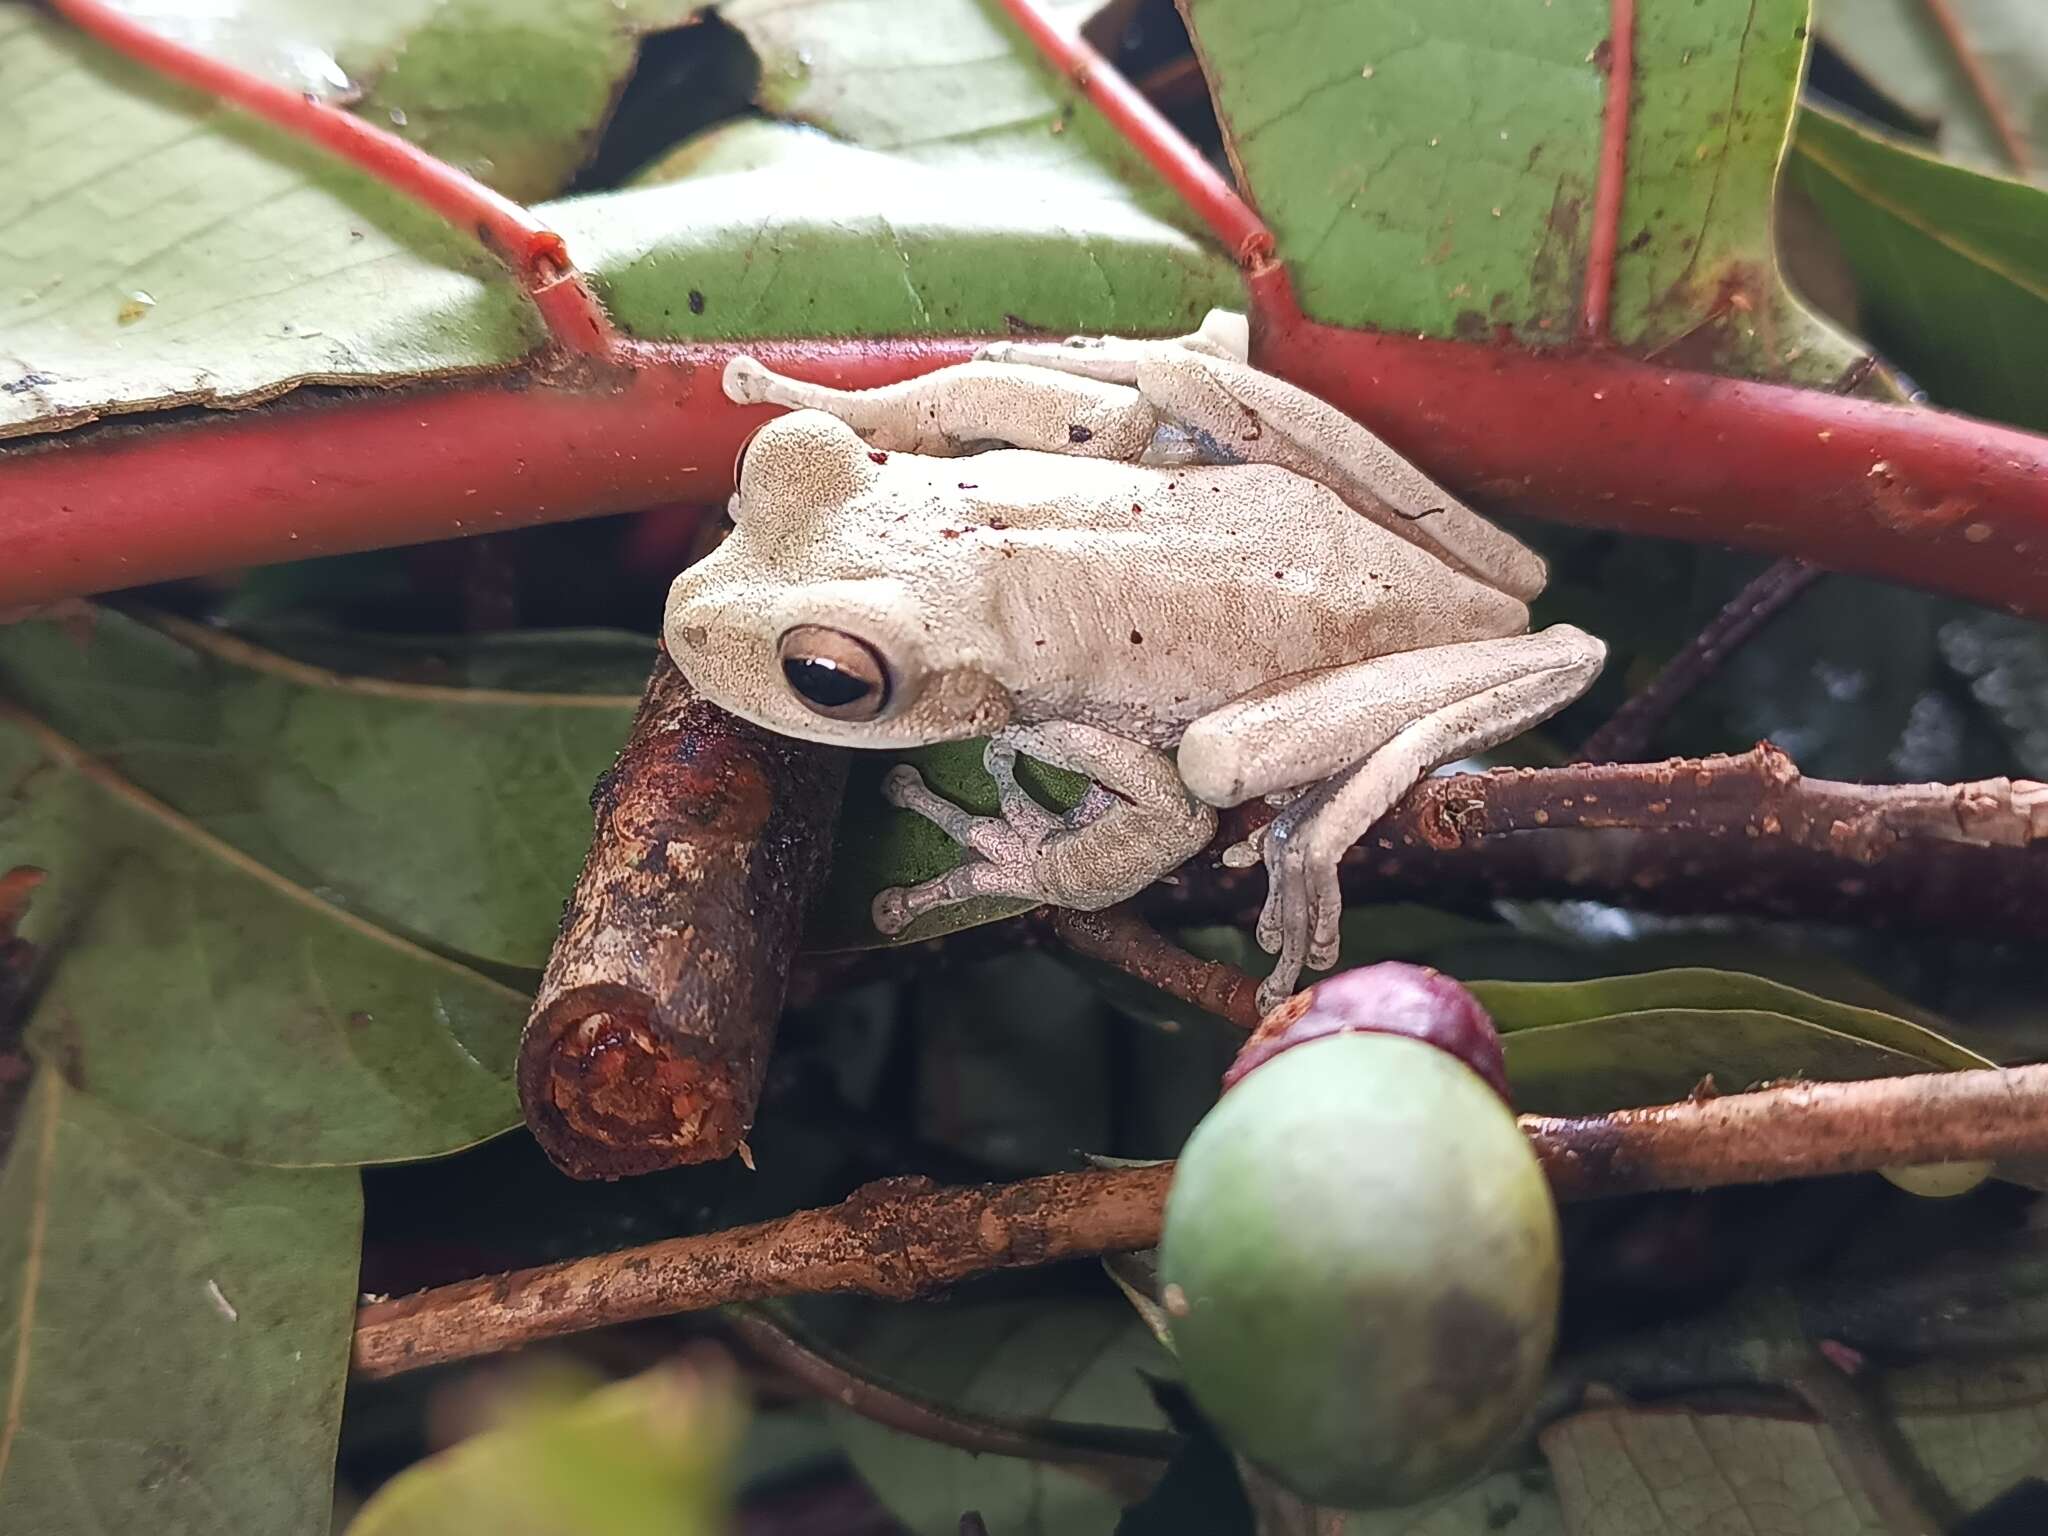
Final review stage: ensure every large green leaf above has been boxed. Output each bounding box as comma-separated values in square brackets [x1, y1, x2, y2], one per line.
[1786, 105, 2048, 430]
[1, 0, 1239, 438]
[1814, 0, 2046, 177]
[0, 611, 655, 1163]
[0, 610, 639, 969]
[0, 1072, 359, 1533]
[346, 1363, 741, 1536]
[1179, 0, 1862, 383]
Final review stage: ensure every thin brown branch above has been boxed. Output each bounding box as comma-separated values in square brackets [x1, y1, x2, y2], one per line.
[1166, 746, 2048, 942]
[1918, 0, 2034, 176]
[1049, 906, 1261, 1029]
[352, 1064, 2048, 1380]
[1577, 561, 1824, 763]
[1779, 1351, 1952, 1536]
[724, 1306, 1171, 1498]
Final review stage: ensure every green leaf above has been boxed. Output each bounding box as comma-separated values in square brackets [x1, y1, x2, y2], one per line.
[1179, 0, 1863, 382]
[2, 1, 1238, 438]
[1813, 0, 2047, 177]
[0, 1072, 360, 1533]
[0, 610, 639, 971]
[1475, 966, 1990, 1114]
[1787, 105, 2048, 430]
[827, 1298, 1175, 1536]
[346, 1363, 742, 1536]
[0, 611, 648, 1162]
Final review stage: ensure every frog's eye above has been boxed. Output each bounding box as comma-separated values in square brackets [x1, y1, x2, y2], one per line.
[777, 625, 892, 721]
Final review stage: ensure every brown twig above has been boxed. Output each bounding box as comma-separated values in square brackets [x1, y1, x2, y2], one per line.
[1168, 746, 2048, 942]
[1048, 906, 1262, 1029]
[1576, 561, 1824, 763]
[1582, 0, 1637, 340]
[353, 1063, 2048, 1379]
[724, 1306, 1171, 1498]
[517, 652, 847, 1178]
[1917, 0, 2034, 177]
[1778, 1351, 1952, 1536]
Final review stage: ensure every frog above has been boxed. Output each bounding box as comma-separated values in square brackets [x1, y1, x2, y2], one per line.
[663, 311, 1605, 1012]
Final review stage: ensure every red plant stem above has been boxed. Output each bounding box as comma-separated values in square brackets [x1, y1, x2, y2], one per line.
[992, 0, 1273, 268]
[48, 0, 618, 358]
[1582, 0, 1637, 340]
[7, 322, 2048, 614]
[1918, 0, 2034, 177]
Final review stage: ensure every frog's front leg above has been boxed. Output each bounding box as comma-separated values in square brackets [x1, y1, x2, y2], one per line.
[872, 722, 1215, 936]
[1178, 627, 1607, 1012]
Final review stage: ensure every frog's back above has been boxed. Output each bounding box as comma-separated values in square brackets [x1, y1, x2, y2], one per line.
[899, 450, 1532, 743]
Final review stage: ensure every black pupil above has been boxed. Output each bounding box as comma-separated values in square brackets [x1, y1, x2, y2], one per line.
[783, 655, 874, 708]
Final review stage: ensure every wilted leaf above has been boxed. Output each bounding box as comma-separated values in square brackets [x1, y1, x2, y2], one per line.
[1539, 1406, 1882, 1535]
[1787, 105, 2048, 430]
[828, 1298, 1174, 1536]
[0, 611, 645, 1162]
[0, 1072, 359, 1533]
[1813, 0, 2046, 177]
[1179, 0, 1863, 382]
[346, 1362, 742, 1536]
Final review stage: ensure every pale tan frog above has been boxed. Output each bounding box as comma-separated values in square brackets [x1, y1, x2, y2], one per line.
[664, 312, 1604, 1010]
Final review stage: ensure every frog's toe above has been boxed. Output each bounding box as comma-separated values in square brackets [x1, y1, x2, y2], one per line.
[872, 886, 916, 936]
[880, 764, 927, 805]
[722, 354, 778, 405]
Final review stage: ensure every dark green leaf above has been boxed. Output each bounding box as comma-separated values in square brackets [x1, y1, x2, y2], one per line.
[1787, 106, 2048, 430]
[0, 611, 650, 1162]
[0, 1073, 359, 1533]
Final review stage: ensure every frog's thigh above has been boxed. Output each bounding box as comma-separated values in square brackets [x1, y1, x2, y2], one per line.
[1178, 626, 1606, 808]
[1211, 627, 1605, 1012]
[722, 356, 1156, 459]
[1131, 350, 1549, 602]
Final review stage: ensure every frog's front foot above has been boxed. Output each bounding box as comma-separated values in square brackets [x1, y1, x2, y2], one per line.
[871, 726, 1213, 937]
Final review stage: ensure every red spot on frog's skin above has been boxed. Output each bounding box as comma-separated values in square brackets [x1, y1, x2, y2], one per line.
[868, 451, 889, 464]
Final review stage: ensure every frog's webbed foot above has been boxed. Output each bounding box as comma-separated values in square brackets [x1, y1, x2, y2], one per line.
[872, 724, 1213, 937]
[1177, 629, 1608, 1015]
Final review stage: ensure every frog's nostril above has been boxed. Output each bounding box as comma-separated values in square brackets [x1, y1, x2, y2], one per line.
[777, 625, 892, 721]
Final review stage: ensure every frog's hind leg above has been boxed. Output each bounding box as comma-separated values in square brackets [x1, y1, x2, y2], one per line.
[1178, 627, 1606, 1013]
[975, 309, 1251, 383]
[872, 723, 1214, 937]
[722, 356, 1158, 459]
[1130, 350, 1550, 602]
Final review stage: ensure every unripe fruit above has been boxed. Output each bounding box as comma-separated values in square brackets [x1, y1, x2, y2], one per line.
[1159, 964, 1559, 1509]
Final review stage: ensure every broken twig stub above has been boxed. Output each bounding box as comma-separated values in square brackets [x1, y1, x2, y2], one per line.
[518, 650, 847, 1179]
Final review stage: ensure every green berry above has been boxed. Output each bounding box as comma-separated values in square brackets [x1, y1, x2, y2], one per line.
[1160, 1029, 1559, 1508]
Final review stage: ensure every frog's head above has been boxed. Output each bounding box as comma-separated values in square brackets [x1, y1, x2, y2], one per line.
[662, 411, 1014, 749]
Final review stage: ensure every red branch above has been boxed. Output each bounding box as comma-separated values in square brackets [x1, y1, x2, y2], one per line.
[990, 0, 1273, 268]
[48, 0, 617, 358]
[7, 3, 2048, 617]
[1918, 0, 2034, 177]
[1582, 0, 1637, 340]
